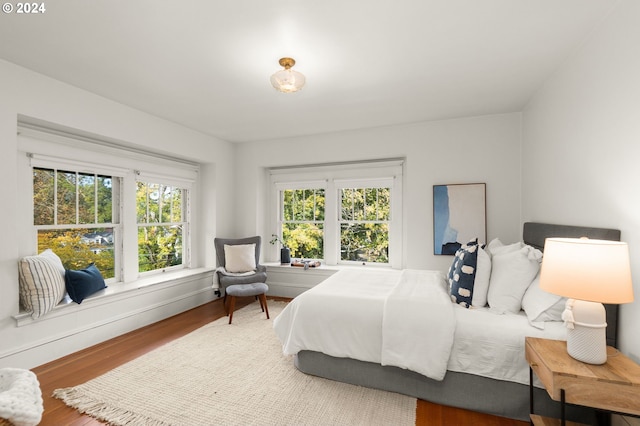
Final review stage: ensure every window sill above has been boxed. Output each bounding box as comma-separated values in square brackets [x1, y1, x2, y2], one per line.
[14, 267, 215, 327]
[263, 262, 393, 271]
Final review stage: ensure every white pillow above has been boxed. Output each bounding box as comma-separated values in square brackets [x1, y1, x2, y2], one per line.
[224, 243, 257, 273]
[485, 237, 503, 253]
[487, 244, 542, 314]
[522, 272, 566, 328]
[38, 249, 65, 279]
[471, 246, 491, 307]
[486, 238, 523, 257]
[18, 254, 66, 319]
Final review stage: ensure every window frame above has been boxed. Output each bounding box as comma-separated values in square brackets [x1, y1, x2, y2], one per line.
[29, 158, 126, 283]
[275, 180, 328, 261]
[269, 160, 403, 268]
[335, 178, 394, 265]
[135, 178, 190, 275]
[31, 166, 122, 284]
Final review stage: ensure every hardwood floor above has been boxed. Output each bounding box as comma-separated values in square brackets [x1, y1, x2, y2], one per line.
[32, 297, 526, 425]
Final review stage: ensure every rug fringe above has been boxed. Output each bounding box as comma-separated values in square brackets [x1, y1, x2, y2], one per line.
[53, 387, 171, 426]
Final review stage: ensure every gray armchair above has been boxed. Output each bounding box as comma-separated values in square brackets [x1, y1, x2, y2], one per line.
[214, 236, 267, 299]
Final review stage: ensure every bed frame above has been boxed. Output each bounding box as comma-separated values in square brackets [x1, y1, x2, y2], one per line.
[294, 222, 621, 422]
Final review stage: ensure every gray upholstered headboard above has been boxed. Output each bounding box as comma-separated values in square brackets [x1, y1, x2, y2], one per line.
[522, 222, 621, 348]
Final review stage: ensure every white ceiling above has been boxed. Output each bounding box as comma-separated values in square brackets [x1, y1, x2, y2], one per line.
[0, 0, 618, 143]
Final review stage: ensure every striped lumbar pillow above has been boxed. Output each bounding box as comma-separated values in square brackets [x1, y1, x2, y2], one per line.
[18, 255, 66, 319]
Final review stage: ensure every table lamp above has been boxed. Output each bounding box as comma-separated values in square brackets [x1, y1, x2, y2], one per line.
[540, 237, 634, 364]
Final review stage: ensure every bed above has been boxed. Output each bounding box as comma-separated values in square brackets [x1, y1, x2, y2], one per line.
[273, 222, 621, 422]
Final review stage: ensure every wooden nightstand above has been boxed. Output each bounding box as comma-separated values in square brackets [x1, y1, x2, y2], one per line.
[525, 337, 640, 425]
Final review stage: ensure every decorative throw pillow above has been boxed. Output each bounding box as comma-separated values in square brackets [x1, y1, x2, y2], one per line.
[18, 254, 66, 319]
[488, 244, 542, 314]
[522, 272, 566, 328]
[486, 238, 523, 257]
[448, 239, 479, 308]
[471, 246, 491, 307]
[224, 243, 257, 273]
[38, 249, 66, 279]
[65, 263, 107, 304]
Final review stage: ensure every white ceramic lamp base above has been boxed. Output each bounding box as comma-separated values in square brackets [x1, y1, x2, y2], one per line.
[562, 299, 607, 365]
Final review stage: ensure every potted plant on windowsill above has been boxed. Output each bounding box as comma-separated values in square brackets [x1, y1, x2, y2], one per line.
[270, 234, 291, 265]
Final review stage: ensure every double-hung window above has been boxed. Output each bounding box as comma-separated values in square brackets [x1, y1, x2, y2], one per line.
[33, 166, 121, 280]
[271, 159, 403, 268]
[278, 185, 326, 260]
[136, 180, 188, 273]
[337, 181, 392, 264]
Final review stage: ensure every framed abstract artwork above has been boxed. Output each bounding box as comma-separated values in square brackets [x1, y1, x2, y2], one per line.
[433, 183, 486, 255]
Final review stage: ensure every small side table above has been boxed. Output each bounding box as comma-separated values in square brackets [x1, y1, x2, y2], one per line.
[525, 337, 640, 425]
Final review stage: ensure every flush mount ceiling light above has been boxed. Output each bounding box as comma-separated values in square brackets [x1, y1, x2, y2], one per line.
[270, 57, 305, 93]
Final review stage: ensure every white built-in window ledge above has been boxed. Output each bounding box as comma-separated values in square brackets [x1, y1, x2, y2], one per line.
[263, 262, 394, 298]
[263, 261, 394, 274]
[13, 267, 216, 326]
[264, 261, 337, 270]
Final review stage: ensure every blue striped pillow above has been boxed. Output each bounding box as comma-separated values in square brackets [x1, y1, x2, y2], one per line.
[18, 255, 66, 319]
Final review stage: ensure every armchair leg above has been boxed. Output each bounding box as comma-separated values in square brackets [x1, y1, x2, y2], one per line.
[227, 296, 236, 324]
[258, 293, 269, 320]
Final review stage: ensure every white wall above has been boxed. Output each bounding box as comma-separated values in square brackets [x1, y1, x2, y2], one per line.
[0, 60, 235, 368]
[522, 0, 640, 360]
[235, 113, 523, 273]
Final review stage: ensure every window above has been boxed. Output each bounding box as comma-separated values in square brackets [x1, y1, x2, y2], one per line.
[280, 188, 325, 259]
[339, 186, 390, 263]
[136, 181, 187, 273]
[33, 167, 119, 279]
[21, 121, 199, 292]
[271, 159, 403, 268]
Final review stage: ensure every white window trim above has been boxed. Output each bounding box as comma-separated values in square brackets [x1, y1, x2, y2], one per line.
[269, 159, 403, 268]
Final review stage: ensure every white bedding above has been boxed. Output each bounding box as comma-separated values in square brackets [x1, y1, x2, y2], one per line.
[274, 268, 399, 363]
[381, 269, 454, 380]
[448, 305, 565, 385]
[273, 268, 567, 385]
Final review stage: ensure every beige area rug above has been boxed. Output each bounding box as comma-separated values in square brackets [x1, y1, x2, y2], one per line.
[53, 301, 417, 426]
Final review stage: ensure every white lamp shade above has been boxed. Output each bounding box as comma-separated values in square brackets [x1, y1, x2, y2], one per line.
[540, 238, 634, 304]
[270, 69, 305, 93]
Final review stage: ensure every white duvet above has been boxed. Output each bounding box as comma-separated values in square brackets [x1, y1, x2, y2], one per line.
[273, 268, 566, 385]
[380, 269, 454, 380]
[273, 268, 455, 380]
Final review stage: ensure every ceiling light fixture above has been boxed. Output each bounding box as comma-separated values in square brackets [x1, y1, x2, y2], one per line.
[270, 57, 305, 93]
